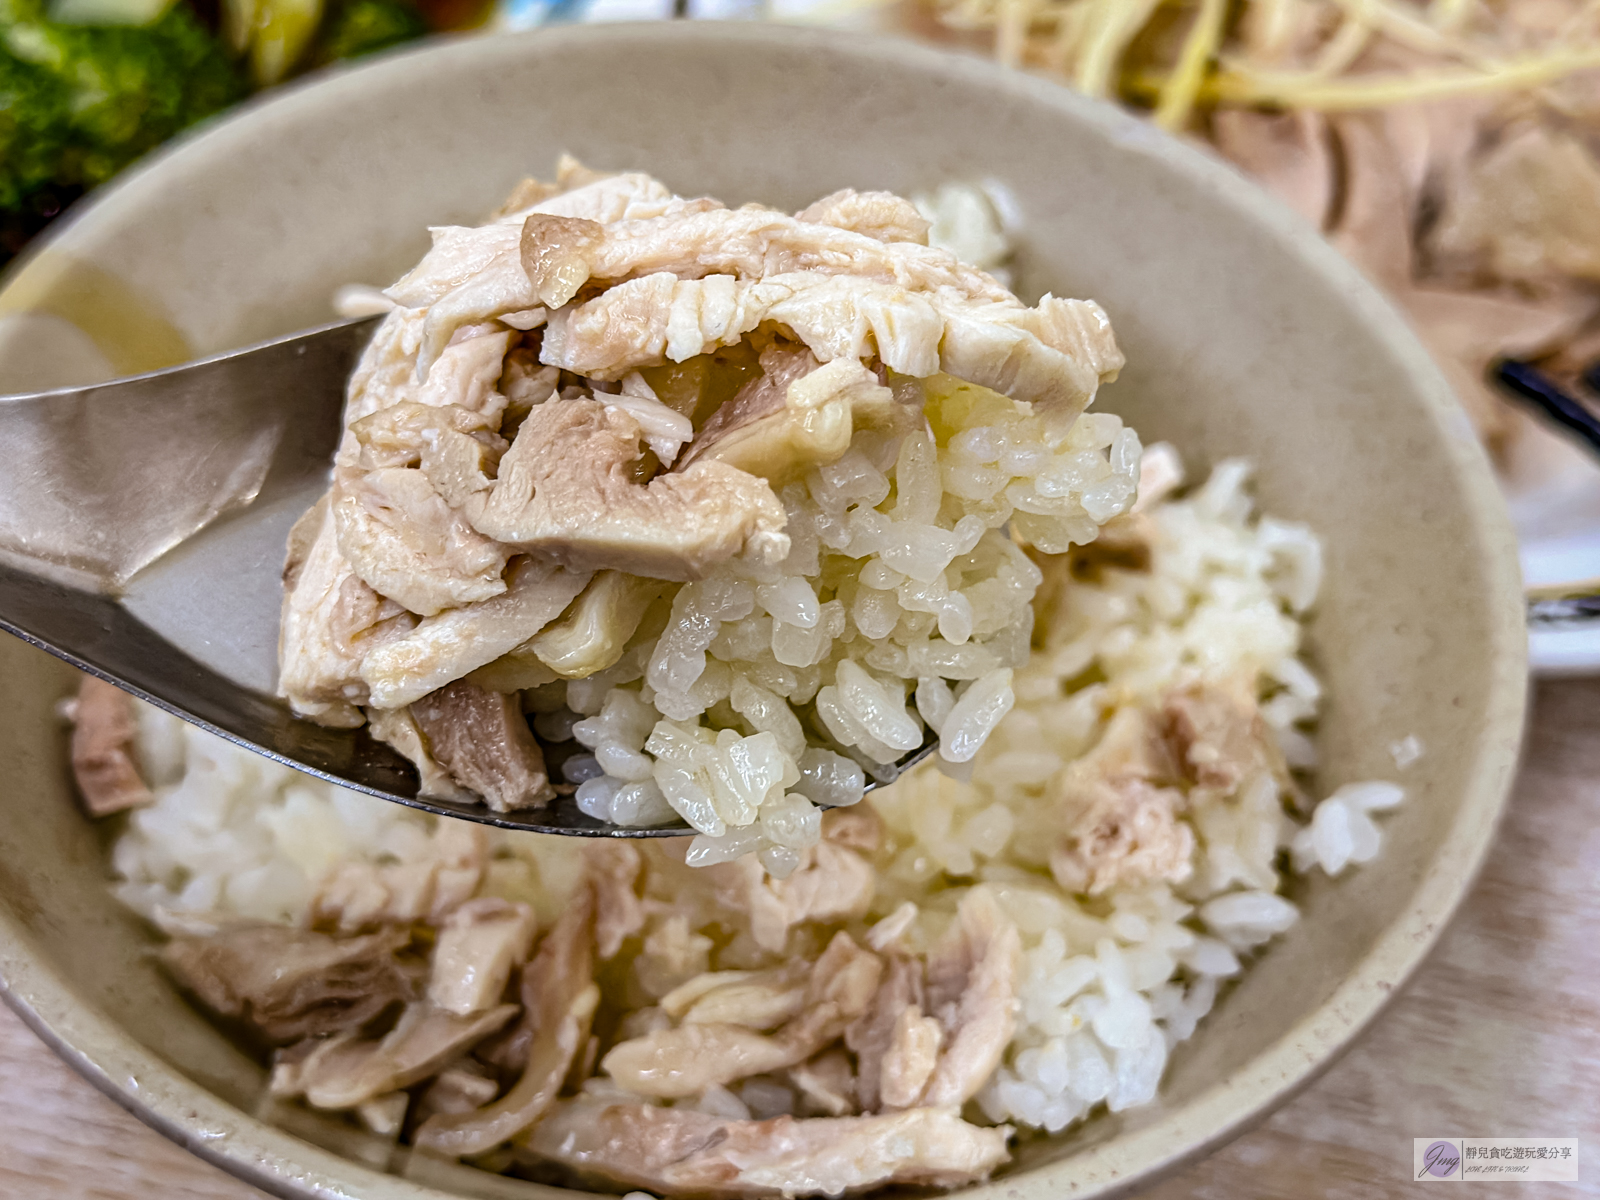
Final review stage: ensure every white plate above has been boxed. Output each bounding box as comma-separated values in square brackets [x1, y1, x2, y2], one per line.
[1501, 405, 1600, 675]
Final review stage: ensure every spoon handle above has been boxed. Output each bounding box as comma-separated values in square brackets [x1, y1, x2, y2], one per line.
[0, 316, 380, 592]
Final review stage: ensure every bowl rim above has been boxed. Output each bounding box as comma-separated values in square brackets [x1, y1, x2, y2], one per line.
[0, 18, 1529, 1200]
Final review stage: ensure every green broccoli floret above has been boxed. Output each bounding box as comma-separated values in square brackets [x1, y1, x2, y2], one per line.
[312, 0, 426, 66]
[0, 0, 244, 214]
[0, 42, 71, 211]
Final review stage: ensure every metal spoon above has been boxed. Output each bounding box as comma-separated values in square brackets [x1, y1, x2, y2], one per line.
[0, 317, 936, 836]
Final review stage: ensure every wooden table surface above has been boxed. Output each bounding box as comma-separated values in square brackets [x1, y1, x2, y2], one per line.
[2, 678, 1596, 1200]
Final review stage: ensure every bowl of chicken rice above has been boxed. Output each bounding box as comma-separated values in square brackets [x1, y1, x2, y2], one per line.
[0, 19, 1525, 1200]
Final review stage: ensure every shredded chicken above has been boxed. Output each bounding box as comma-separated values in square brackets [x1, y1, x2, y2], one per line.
[312, 858, 436, 933]
[412, 203, 737, 374]
[338, 317, 514, 439]
[427, 898, 538, 1015]
[918, 888, 1021, 1107]
[863, 902, 918, 954]
[356, 1091, 408, 1137]
[665, 964, 809, 1031]
[536, 272, 776, 378]
[279, 495, 415, 726]
[878, 1007, 944, 1109]
[847, 891, 1021, 1111]
[310, 821, 487, 933]
[365, 705, 473, 802]
[409, 680, 555, 811]
[349, 399, 508, 508]
[66, 675, 152, 816]
[414, 884, 599, 1155]
[161, 925, 416, 1044]
[466, 396, 789, 581]
[786, 1048, 859, 1118]
[539, 270, 1119, 424]
[795, 190, 932, 245]
[359, 555, 591, 710]
[603, 932, 881, 1099]
[392, 173, 686, 308]
[499, 345, 560, 423]
[521, 213, 606, 308]
[410, 198, 1010, 367]
[413, 261, 547, 381]
[388, 236, 531, 316]
[846, 954, 923, 1113]
[521, 570, 666, 679]
[1049, 776, 1193, 894]
[677, 346, 896, 484]
[414, 1064, 499, 1123]
[1161, 680, 1280, 793]
[601, 1021, 802, 1099]
[272, 1000, 517, 1110]
[617, 1006, 676, 1042]
[519, 1101, 1012, 1198]
[587, 840, 647, 959]
[604, 374, 697, 464]
[527, 203, 1012, 303]
[633, 913, 715, 1002]
[1049, 706, 1196, 894]
[659, 970, 759, 1018]
[476, 878, 596, 1077]
[770, 932, 884, 1057]
[705, 838, 877, 954]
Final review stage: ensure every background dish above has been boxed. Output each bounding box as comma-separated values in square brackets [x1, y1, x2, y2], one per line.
[0, 21, 1525, 1200]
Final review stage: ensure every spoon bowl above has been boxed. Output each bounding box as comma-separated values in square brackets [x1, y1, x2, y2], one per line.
[0, 317, 934, 833]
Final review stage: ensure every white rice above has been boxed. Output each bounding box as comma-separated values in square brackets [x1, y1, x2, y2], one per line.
[111, 712, 584, 936]
[852, 452, 1406, 1130]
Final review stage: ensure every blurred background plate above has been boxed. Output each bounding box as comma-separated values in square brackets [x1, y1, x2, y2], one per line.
[1501, 405, 1600, 674]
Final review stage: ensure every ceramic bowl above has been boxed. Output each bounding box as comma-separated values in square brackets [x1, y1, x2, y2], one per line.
[0, 21, 1526, 1200]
